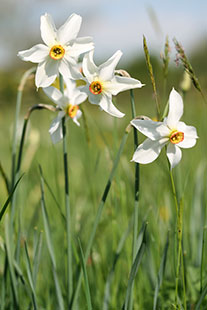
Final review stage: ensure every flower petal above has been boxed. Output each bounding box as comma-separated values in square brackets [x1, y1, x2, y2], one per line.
[99, 50, 122, 81]
[35, 58, 58, 88]
[166, 143, 182, 169]
[72, 110, 82, 126]
[177, 121, 198, 138]
[57, 13, 82, 45]
[106, 76, 144, 95]
[40, 13, 57, 46]
[82, 50, 98, 81]
[166, 88, 183, 128]
[131, 119, 170, 140]
[69, 37, 94, 57]
[18, 44, 49, 63]
[99, 94, 124, 118]
[64, 78, 87, 105]
[49, 111, 65, 144]
[59, 57, 82, 80]
[43, 86, 63, 105]
[131, 138, 167, 164]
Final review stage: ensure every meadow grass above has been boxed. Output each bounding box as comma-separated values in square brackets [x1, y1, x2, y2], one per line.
[0, 48, 207, 310]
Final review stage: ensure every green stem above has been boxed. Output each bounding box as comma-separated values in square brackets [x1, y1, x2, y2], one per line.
[71, 126, 130, 309]
[169, 167, 186, 309]
[59, 74, 73, 306]
[11, 67, 36, 190]
[128, 90, 139, 310]
[200, 227, 206, 293]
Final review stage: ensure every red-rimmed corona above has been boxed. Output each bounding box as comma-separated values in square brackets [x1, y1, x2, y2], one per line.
[89, 81, 103, 95]
[169, 131, 184, 144]
[67, 104, 79, 118]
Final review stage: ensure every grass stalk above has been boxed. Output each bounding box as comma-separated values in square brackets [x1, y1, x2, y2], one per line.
[71, 125, 131, 309]
[169, 168, 186, 309]
[59, 74, 73, 306]
[128, 89, 140, 310]
[10, 67, 36, 190]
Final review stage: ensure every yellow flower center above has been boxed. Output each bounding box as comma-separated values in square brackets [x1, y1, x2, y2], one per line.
[67, 104, 79, 118]
[169, 131, 184, 144]
[89, 81, 103, 95]
[49, 45, 65, 60]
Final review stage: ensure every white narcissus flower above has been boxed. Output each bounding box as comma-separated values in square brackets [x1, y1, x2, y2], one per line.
[81, 50, 144, 118]
[43, 79, 87, 144]
[131, 88, 198, 169]
[18, 13, 94, 88]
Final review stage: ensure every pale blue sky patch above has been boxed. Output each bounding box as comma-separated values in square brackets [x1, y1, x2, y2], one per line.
[1, 0, 207, 69]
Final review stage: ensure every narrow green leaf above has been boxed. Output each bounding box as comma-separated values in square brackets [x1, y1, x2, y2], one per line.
[195, 284, 207, 310]
[153, 232, 169, 310]
[103, 217, 133, 310]
[123, 222, 147, 310]
[24, 241, 38, 310]
[39, 165, 64, 310]
[0, 175, 23, 222]
[4, 214, 19, 308]
[33, 231, 43, 287]
[78, 238, 92, 310]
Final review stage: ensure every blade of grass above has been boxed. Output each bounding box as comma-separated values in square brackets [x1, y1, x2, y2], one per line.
[39, 165, 64, 310]
[153, 232, 169, 310]
[71, 125, 131, 309]
[33, 231, 43, 287]
[123, 222, 147, 310]
[11, 67, 36, 190]
[103, 216, 133, 310]
[24, 241, 38, 310]
[77, 238, 92, 310]
[0, 161, 10, 194]
[195, 284, 207, 310]
[0, 175, 23, 222]
[5, 214, 19, 309]
[143, 35, 160, 120]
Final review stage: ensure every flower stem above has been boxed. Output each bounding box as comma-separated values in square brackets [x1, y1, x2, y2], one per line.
[128, 89, 140, 310]
[11, 67, 36, 190]
[71, 126, 130, 309]
[59, 74, 73, 306]
[169, 167, 186, 309]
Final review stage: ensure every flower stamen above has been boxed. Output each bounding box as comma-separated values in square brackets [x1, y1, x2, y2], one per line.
[67, 104, 79, 118]
[170, 131, 184, 144]
[49, 45, 65, 60]
[89, 81, 102, 95]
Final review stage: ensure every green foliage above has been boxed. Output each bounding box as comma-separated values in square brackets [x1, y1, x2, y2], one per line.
[0, 44, 207, 309]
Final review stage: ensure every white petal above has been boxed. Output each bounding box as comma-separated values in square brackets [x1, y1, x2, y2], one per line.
[99, 50, 122, 81]
[69, 37, 94, 57]
[43, 86, 63, 105]
[35, 58, 58, 88]
[18, 44, 49, 63]
[40, 13, 57, 46]
[107, 76, 144, 95]
[64, 78, 87, 105]
[57, 13, 82, 45]
[166, 88, 183, 128]
[166, 143, 182, 169]
[131, 119, 170, 140]
[59, 57, 82, 80]
[177, 137, 197, 149]
[99, 94, 124, 118]
[177, 121, 198, 138]
[49, 111, 65, 144]
[72, 110, 82, 126]
[82, 50, 98, 81]
[131, 138, 167, 164]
